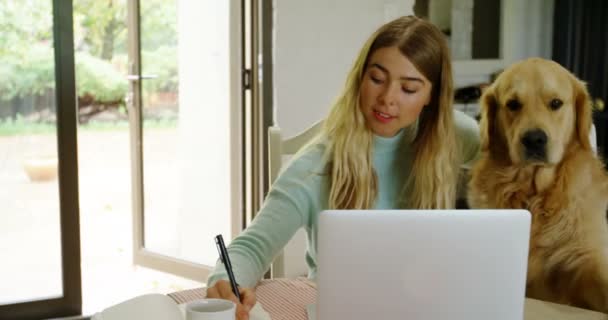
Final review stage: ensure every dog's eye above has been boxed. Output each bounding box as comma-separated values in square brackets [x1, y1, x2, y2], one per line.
[506, 99, 522, 111]
[550, 98, 563, 110]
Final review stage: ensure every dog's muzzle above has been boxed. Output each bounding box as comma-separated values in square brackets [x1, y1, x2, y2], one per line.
[521, 129, 548, 161]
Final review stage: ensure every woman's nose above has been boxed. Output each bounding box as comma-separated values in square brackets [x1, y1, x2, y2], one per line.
[379, 84, 398, 106]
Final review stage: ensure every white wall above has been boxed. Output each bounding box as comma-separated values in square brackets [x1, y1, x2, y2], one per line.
[273, 0, 554, 133]
[502, 0, 554, 66]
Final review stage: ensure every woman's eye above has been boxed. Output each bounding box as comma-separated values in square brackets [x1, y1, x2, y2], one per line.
[370, 76, 383, 84]
[402, 88, 416, 94]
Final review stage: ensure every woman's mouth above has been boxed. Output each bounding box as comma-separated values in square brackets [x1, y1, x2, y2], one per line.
[373, 110, 394, 124]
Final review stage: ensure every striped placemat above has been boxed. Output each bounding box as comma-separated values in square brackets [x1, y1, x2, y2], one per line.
[168, 278, 317, 319]
[167, 286, 207, 305]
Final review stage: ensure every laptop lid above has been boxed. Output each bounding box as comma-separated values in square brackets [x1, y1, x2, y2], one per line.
[317, 209, 531, 320]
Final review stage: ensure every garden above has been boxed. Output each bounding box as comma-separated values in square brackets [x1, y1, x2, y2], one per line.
[0, 0, 179, 134]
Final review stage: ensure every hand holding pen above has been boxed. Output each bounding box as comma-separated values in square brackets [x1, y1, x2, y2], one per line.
[206, 234, 257, 320]
[215, 234, 240, 300]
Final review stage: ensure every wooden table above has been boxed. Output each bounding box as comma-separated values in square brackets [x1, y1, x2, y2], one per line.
[168, 278, 608, 320]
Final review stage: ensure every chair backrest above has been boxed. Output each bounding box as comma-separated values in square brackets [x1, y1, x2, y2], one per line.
[267, 120, 323, 279]
[268, 120, 324, 183]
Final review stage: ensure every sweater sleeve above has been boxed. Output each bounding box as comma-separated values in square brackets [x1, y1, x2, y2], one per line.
[454, 109, 481, 165]
[206, 145, 324, 288]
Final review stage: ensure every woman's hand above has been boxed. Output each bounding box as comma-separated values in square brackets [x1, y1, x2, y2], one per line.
[206, 280, 257, 320]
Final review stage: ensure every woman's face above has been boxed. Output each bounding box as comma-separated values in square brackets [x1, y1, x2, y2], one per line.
[359, 46, 433, 137]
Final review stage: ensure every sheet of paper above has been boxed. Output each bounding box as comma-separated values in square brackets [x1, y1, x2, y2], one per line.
[306, 303, 316, 320]
[92, 293, 184, 320]
[178, 301, 271, 320]
[248, 302, 272, 320]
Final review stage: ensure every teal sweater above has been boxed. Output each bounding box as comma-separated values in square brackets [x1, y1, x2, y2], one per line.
[207, 110, 480, 287]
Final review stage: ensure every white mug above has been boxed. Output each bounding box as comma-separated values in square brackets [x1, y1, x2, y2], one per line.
[186, 299, 236, 320]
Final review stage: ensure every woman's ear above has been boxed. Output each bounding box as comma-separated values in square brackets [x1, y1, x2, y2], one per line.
[572, 77, 592, 150]
[479, 86, 497, 152]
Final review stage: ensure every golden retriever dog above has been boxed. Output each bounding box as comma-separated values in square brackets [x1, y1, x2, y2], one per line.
[468, 57, 608, 312]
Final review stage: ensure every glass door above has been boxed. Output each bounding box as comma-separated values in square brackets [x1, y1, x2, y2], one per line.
[126, 0, 244, 281]
[0, 1, 82, 318]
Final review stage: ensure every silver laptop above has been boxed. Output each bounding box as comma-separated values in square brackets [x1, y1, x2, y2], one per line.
[316, 209, 531, 320]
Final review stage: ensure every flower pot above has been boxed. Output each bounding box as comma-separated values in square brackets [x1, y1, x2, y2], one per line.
[23, 157, 58, 182]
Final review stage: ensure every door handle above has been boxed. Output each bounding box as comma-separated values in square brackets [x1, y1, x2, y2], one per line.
[126, 74, 158, 81]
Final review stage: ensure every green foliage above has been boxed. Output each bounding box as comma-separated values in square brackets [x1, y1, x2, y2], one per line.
[73, 0, 127, 59]
[0, 115, 56, 136]
[75, 53, 128, 103]
[0, 0, 176, 111]
[140, 0, 178, 50]
[0, 117, 177, 136]
[142, 46, 179, 93]
[72, 0, 178, 58]
[0, 44, 55, 100]
[0, 2, 55, 100]
[0, 46, 127, 104]
[0, 1, 53, 57]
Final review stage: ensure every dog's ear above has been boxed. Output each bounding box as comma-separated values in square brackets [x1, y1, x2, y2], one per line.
[479, 86, 498, 152]
[572, 77, 592, 150]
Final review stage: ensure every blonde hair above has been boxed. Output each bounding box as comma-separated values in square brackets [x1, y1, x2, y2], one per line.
[322, 15, 459, 209]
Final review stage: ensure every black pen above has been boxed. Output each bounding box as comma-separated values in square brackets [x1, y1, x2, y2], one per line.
[214, 234, 241, 302]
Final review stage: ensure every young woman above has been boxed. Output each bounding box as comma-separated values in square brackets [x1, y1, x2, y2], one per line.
[206, 15, 480, 320]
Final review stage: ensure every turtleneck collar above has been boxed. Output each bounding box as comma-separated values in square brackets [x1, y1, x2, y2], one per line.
[372, 121, 418, 154]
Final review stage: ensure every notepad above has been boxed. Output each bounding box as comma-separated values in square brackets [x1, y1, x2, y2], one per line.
[306, 303, 316, 320]
[91, 293, 271, 320]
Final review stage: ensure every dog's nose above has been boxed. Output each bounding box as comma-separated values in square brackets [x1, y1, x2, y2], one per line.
[521, 129, 548, 150]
